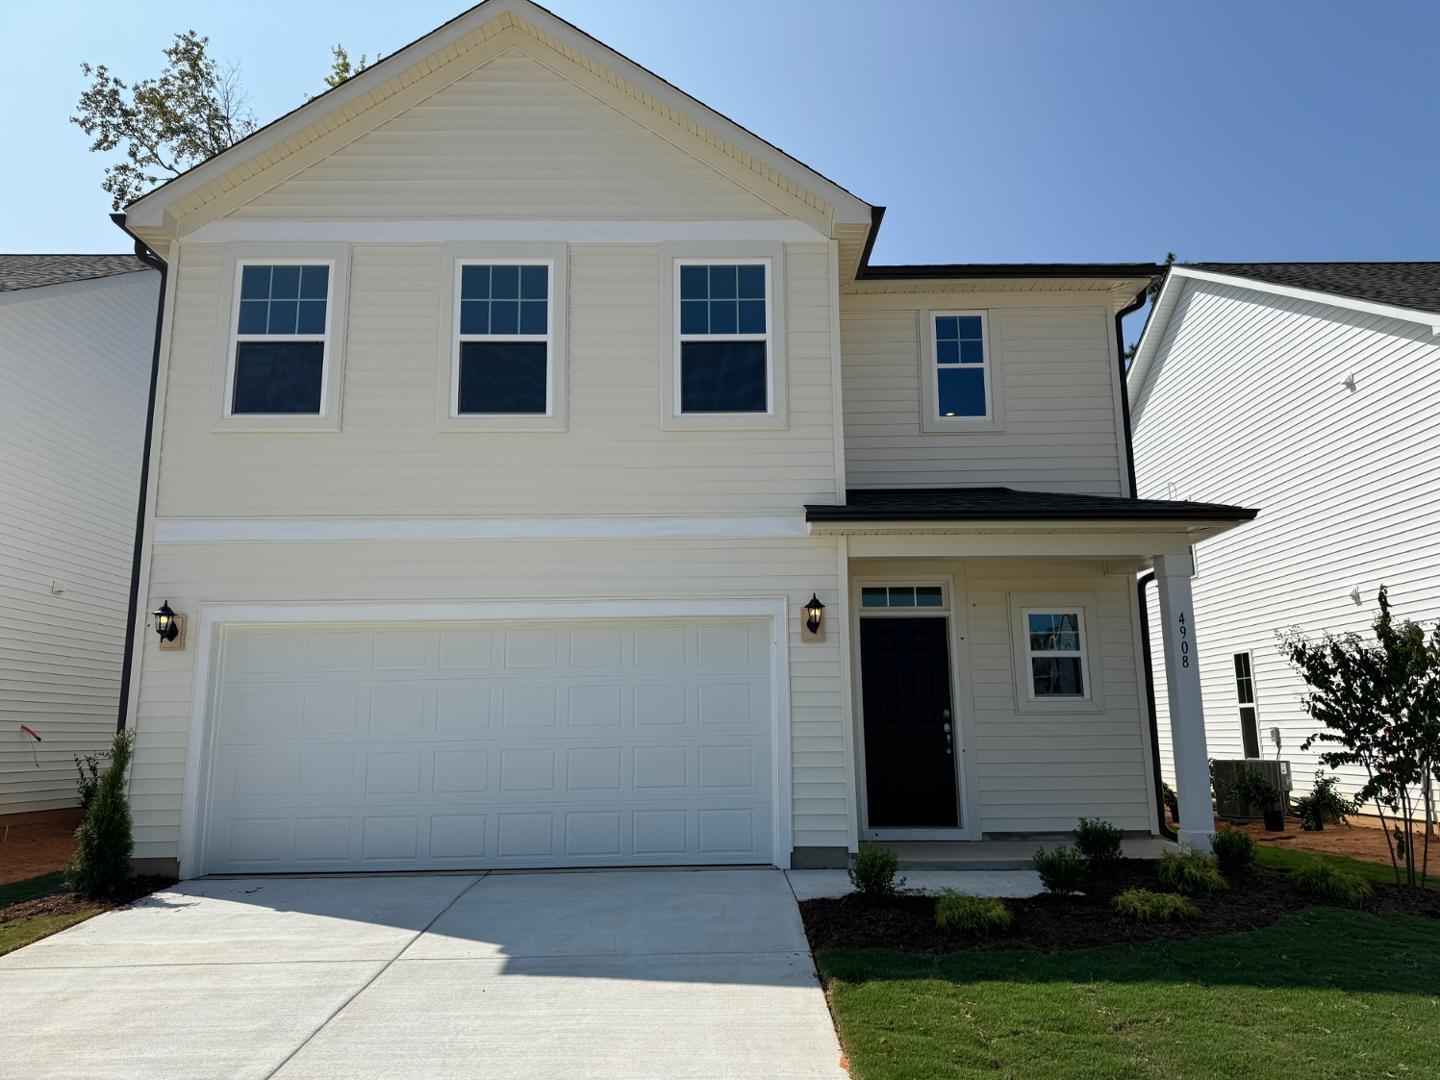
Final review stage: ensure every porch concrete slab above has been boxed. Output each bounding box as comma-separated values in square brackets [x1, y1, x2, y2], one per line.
[0, 959, 388, 1080]
[275, 952, 846, 1080]
[787, 867, 1044, 900]
[406, 867, 808, 960]
[2, 874, 479, 968]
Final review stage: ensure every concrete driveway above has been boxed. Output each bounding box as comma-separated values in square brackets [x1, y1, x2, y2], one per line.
[0, 869, 846, 1080]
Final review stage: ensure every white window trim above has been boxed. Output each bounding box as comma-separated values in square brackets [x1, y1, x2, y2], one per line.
[660, 242, 787, 431]
[437, 242, 568, 432]
[1009, 593, 1102, 712]
[919, 308, 1005, 434]
[211, 242, 351, 432]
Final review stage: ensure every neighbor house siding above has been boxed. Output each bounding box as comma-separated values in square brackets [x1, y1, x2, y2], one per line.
[232, 52, 786, 222]
[1134, 278, 1440, 800]
[851, 557, 1154, 834]
[0, 271, 158, 812]
[155, 241, 838, 517]
[127, 537, 850, 867]
[838, 292, 1126, 494]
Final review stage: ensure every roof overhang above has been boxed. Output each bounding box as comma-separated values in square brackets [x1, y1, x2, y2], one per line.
[123, 0, 872, 246]
[1128, 266, 1440, 411]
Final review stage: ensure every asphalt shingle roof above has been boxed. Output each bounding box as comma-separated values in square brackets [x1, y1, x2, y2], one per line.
[1187, 262, 1440, 317]
[805, 487, 1256, 523]
[0, 254, 149, 294]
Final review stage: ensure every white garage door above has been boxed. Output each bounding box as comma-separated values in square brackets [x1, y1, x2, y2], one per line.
[201, 618, 774, 873]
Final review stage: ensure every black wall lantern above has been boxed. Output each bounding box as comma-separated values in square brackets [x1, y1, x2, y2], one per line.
[152, 602, 186, 650]
[803, 593, 826, 641]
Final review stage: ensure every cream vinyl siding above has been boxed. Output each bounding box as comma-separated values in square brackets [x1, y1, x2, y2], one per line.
[839, 293, 1126, 493]
[0, 271, 158, 811]
[1134, 278, 1440, 800]
[852, 558, 1153, 833]
[232, 52, 784, 223]
[156, 242, 837, 517]
[127, 537, 848, 865]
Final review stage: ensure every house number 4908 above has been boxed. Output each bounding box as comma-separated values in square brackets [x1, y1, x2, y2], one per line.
[1178, 611, 1190, 668]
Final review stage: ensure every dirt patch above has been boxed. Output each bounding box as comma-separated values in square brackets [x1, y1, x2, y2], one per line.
[0, 808, 84, 884]
[1217, 814, 1425, 868]
[800, 859, 1440, 954]
[0, 876, 175, 925]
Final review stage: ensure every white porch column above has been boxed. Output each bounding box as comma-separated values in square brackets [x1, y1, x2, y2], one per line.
[1154, 552, 1215, 851]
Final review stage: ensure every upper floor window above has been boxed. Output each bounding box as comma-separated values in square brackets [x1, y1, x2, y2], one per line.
[230, 262, 332, 414]
[455, 262, 550, 415]
[932, 312, 990, 419]
[677, 261, 770, 414]
[1024, 609, 1088, 699]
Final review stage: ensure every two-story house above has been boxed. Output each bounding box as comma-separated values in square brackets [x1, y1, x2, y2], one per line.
[1130, 262, 1440, 806]
[113, 0, 1253, 878]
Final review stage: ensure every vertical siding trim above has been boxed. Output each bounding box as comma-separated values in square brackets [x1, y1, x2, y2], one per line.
[828, 240, 848, 497]
[834, 534, 858, 851]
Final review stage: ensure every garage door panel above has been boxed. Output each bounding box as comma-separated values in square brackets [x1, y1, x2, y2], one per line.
[203, 618, 774, 872]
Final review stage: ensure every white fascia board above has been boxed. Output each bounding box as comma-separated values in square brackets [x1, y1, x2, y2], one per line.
[126, 0, 871, 231]
[1128, 266, 1440, 411]
[185, 219, 828, 245]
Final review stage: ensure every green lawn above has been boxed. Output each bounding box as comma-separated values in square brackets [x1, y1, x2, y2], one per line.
[819, 909, 1440, 1079]
[1254, 842, 1440, 890]
[0, 871, 100, 958]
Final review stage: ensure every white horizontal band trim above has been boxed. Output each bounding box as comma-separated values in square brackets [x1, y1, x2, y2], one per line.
[153, 514, 811, 543]
[183, 219, 829, 245]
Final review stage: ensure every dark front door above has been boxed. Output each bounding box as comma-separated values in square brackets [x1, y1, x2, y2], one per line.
[860, 617, 958, 828]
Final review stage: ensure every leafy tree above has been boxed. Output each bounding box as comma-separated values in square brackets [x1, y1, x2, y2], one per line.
[72, 31, 258, 210]
[1123, 253, 1177, 364]
[65, 729, 135, 899]
[1280, 586, 1440, 888]
[318, 45, 381, 95]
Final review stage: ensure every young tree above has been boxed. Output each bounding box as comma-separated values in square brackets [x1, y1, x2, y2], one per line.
[1280, 586, 1440, 888]
[72, 31, 258, 210]
[65, 729, 136, 899]
[319, 45, 381, 94]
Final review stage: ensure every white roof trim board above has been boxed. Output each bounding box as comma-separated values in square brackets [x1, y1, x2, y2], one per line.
[124, 0, 872, 234]
[1127, 265, 1440, 409]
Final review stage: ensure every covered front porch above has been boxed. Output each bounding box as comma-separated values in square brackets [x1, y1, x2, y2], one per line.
[809, 487, 1257, 853]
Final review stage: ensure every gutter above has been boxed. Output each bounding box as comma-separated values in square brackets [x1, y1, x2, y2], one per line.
[1137, 571, 1178, 841]
[1114, 287, 1148, 497]
[109, 212, 167, 732]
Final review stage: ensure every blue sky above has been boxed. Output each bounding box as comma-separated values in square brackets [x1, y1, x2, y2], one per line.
[3, 0, 1437, 343]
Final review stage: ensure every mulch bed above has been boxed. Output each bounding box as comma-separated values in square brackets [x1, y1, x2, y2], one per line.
[0, 875, 176, 925]
[800, 859, 1440, 954]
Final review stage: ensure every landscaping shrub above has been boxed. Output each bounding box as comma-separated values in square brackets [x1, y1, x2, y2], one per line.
[1211, 827, 1256, 878]
[1032, 845, 1087, 895]
[65, 730, 135, 900]
[848, 847, 904, 899]
[73, 750, 105, 811]
[1074, 817, 1124, 867]
[1296, 771, 1358, 830]
[1288, 858, 1374, 904]
[1156, 850, 1228, 895]
[1112, 887, 1199, 922]
[1162, 782, 1180, 824]
[934, 890, 1013, 936]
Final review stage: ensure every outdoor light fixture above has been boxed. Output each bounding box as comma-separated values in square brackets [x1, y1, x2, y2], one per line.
[803, 593, 826, 642]
[152, 602, 186, 650]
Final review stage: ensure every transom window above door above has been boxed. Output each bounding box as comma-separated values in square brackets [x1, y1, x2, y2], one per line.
[861, 585, 945, 609]
[230, 263, 331, 415]
[455, 262, 551, 415]
[678, 262, 769, 414]
[1024, 610, 1088, 698]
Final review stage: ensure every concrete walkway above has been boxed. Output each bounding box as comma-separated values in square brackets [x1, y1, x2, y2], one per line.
[0, 870, 846, 1080]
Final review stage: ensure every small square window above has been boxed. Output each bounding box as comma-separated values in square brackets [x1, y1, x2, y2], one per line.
[452, 262, 551, 416]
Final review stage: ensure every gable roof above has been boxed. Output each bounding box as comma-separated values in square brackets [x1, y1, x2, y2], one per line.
[805, 487, 1255, 525]
[122, 0, 872, 247]
[0, 254, 148, 293]
[1127, 262, 1440, 409]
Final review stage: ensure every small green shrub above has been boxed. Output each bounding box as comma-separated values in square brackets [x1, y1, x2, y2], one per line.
[1289, 858, 1374, 904]
[1211, 827, 1256, 878]
[65, 729, 135, 900]
[1074, 817, 1124, 866]
[934, 890, 1013, 936]
[1162, 782, 1180, 824]
[1156, 849, 1228, 895]
[1032, 845, 1087, 895]
[1112, 887, 1199, 922]
[73, 750, 106, 811]
[1300, 771, 1357, 828]
[848, 847, 904, 899]
[1226, 765, 1281, 813]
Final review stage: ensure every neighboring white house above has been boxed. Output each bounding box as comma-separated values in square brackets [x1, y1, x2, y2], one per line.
[1130, 261, 1440, 804]
[0, 254, 158, 813]
[113, 0, 1253, 879]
